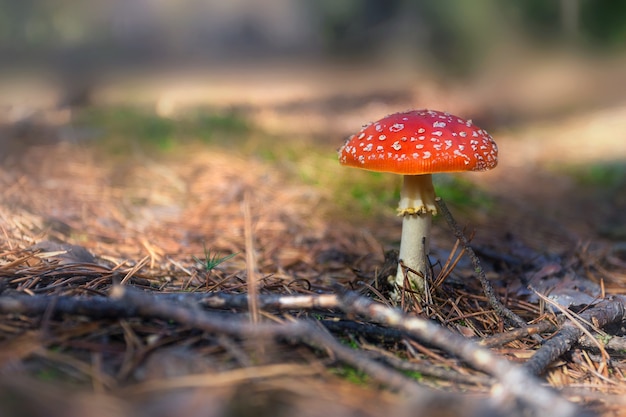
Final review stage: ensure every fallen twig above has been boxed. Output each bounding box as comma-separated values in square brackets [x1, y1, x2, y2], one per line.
[159, 291, 340, 310]
[0, 292, 339, 317]
[336, 289, 584, 417]
[579, 334, 626, 352]
[108, 285, 425, 395]
[435, 198, 538, 336]
[524, 296, 626, 376]
[481, 320, 559, 348]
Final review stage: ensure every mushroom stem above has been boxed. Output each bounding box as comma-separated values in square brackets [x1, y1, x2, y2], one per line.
[394, 174, 436, 297]
[397, 174, 437, 216]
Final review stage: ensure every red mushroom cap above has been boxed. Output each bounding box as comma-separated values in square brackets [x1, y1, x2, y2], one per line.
[339, 110, 498, 175]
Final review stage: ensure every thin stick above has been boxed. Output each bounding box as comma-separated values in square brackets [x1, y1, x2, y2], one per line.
[524, 296, 626, 376]
[481, 320, 558, 348]
[435, 198, 534, 333]
[129, 363, 320, 393]
[532, 288, 610, 372]
[120, 255, 150, 285]
[242, 191, 259, 324]
[0, 292, 340, 316]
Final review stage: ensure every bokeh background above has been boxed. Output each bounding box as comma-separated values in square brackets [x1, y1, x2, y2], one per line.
[3, 0, 626, 129]
[3, 0, 626, 137]
[1, 0, 625, 251]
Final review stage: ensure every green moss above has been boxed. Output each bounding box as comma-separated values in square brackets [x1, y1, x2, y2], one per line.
[402, 370, 423, 381]
[77, 106, 174, 149]
[330, 365, 369, 385]
[36, 368, 63, 382]
[187, 110, 250, 143]
[568, 162, 626, 189]
[341, 337, 360, 350]
[434, 175, 495, 212]
[331, 169, 399, 217]
[75, 105, 251, 154]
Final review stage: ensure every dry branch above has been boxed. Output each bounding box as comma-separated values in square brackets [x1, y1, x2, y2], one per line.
[524, 297, 626, 376]
[435, 198, 534, 333]
[0, 292, 339, 316]
[107, 285, 426, 395]
[481, 320, 559, 348]
[335, 289, 584, 417]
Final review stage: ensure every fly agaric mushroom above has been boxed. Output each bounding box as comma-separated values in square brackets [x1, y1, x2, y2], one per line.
[338, 109, 498, 298]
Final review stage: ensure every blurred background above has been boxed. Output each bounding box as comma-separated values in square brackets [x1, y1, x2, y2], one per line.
[1, 0, 625, 251]
[3, 0, 626, 135]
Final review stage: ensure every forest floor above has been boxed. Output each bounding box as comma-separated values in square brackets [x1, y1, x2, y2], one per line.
[1, 57, 626, 417]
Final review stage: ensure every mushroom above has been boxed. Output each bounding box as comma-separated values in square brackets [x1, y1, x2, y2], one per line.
[338, 110, 498, 298]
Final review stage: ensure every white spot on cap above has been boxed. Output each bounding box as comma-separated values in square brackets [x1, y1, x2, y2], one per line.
[432, 131, 443, 137]
[358, 132, 366, 139]
[376, 145, 384, 152]
[423, 151, 431, 159]
[391, 141, 402, 151]
[379, 134, 387, 140]
[416, 144, 424, 149]
[364, 143, 373, 152]
[459, 131, 467, 137]
[418, 128, 425, 133]
[454, 149, 469, 160]
[375, 124, 383, 132]
[389, 123, 404, 132]
[433, 121, 446, 128]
